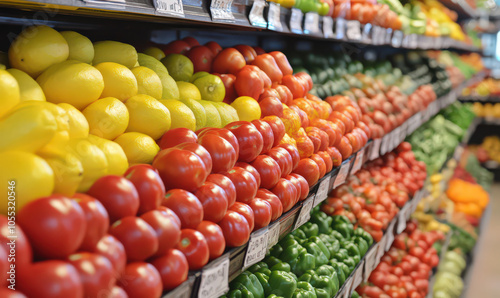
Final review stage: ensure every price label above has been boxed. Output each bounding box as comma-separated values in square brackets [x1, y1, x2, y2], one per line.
[346, 20, 361, 40]
[153, 0, 184, 16]
[376, 234, 387, 259]
[361, 23, 372, 42]
[369, 138, 382, 160]
[351, 148, 365, 174]
[351, 260, 365, 291]
[323, 16, 334, 38]
[385, 28, 393, 45]
[267, 221, 281, 250]
[409, 34, 418, 48]
[402, 34, 410, 48]
[334, 160, 350, 188]
[385, 219, 396, 251]
[391, 30, 403, 47]
[374, 26, 385, 45]
[290, 8, 303, 34]
[294, 195, 315, 230]
[396, 204, 410, 234]
[267, 2, 283, 31]
[363, 245, 378, 281]
[249, 0, 267, 28]
[335, 18, 346, 39]
[198, 254, 230, 298]
[164, 277, 192, 298]
[391, 127, 400, 151]
[400, 122, 408, 143]
[243, 227, 269, 268]
[210, 0, 234, 20]
[304, 12, 320, 34]
[342, 276, 354, 298]
[380, 133, 390, 156]
[314, 175, 331, 207]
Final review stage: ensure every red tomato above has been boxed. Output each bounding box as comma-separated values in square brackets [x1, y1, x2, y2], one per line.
[230, 202, 255, 232]
[259, 96, 284, 118]
[218, 210, 250, 247]
[326, 146, 343, 166]
[92, 235, 126, 278]
[158, 128, 198, 150]
[285, 175, 301, 204]
[274, 85, 293, 106]
[250, 155, 281, 189]
[0, 216, 32, 282]
[281, 75, 305, 99]
[253, 46, 265, 55]
[0, 288, 27, 297]
[267, 147, 293, 178]
[196, 221, 226, 260]
[206, 173, 237, 208]
[186, 45, 214, 73]
[234, 65, 265, 100]
[18, 261, 83, 298]
[67, 252, 114, 297]
[163, 40, 190, 55]
[87, 175, 140, 223]
[235, 162, 261, 188]
[195, 182, 228, 223]
[175, 142, 213, 174]
[219, 73, 237, 103]
[256, 189, 283, 221]
[212, 48, 246, 75]
[109, 216, 158, 262]
[234, 44, 257, 63]
[271, 178, 297, 212]
[205, 41, 222, 56]
[151, 249, 188, 291]
[198, 133, 237, 173]
[290, 173, 309, 201]
[176, 229, 209, 270]
[118, 262, 162, 298]
[278, 143, 300, 170]
[225, 121, 264, 162]
[293, 158, 320, 186]
[0, 245, 7, 287]
[124, 165, 166, 215]
[18, 195, 85, 259]
[310, 154, 327, 178]
[153, 148, 208, 192]
[252, 54, 283, 83]
[157, 206, 182, 227]
[223, 167, 258, 204]
[162, 189, 203, 229]
[140, 209, 181, 257]
[109, 287, 127, 298]
[73, 193, 110, 251]
[317, 151, 333, 173]
[337, 136, 353, 160]
[262, 116, 286, 146]
[346, 132, 361, 153]
[251, 119, 274, 154]
[294, 72, 313, 92]
[182, 37, 199, 47]
[198, 128, 240, 156]
[268, 51, 293, 76]
[249, 198, 272, 230]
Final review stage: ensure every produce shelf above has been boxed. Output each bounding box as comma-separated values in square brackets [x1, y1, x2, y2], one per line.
[0, 0, 481, 52]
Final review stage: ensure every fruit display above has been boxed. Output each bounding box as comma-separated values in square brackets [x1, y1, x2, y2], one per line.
[462, 77, 500, 98]
[471, 102, 500, 118]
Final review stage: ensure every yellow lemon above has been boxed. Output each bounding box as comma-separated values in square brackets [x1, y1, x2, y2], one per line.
[190, 71, 210, 83]
[143, 47, 165, 60]
[114, 132, 159, 165]
[7, 68, 45, 102]
[199, 100, 222, 128]
[131, 66, 162, 99]
[179, 98, 206, 130]
[87, 134, 128, 175]
[93, 41, 138, 69]
[38, 149, 84, 196]
[177, 81, 202, 100]
[137, 53, 179, 100]
[66, 138, 108, 192]
[36, 60, 104, 110]
[95, 62, 138, 102]
[213, 102, 239, 127]
[161, 54, 193, 82]
[159, 99, 196, 131]
[125, 94, 171, 140]
[58, 103, 89, 139]
[0, 151, 54, 214]
[0, 69, 20, 119]
[60, 31, 94, 64]
[231, 96, 261, 121]
[11, 101, 70, 133]
[82, 97, 129, 140]
[8, 25, 68, 78]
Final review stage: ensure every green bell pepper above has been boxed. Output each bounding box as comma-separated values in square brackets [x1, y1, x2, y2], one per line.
[230, 271, 265, 298]
[342, 256, 356, 273]
[292, 228, 307, 240]
[353, 237, 368, 256]
[248, 262, 268, 274]
[309, 211, 332, 234]
[332, 223, 353, 239]
[332, 215, 351, 225]
[332, 248, 349, 262]
[267, 271, 297, 298]
[310, 274, 337, 297]
[308, 236, 331, 259]
[318, 234, 340, 256]
[264, 256, 282, 268]
[300, 222, 319, 238]
[303, 242, 328, 267]
[226, 289, 255, 298]
[329, 262, 346, 286]
[315, 265, 335, 278]
[351, 291, 360, 298]
[269, 244, 283, 258]
[341, 242, 361, 259]
[254, 272, 271, 295]
[280, 245, 300, 263]
[353, 227, 373, 246]
[271, 262, 291, 273]
[292, 281, 317, 298]
[290, 251, 316, 276]
[329, 230, 345, 241]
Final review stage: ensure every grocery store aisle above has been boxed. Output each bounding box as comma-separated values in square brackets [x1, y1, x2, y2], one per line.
[464, 183, 500, 297]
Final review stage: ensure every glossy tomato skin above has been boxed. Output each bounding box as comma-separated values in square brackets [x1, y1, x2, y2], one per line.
[67, 252, 114, 298]
[271, 178, 297, 212]
[337, 136, 353, 160]
[198, 128, 240, 157]
[73, 193, 110, 251]
[281, 75, 305, 99]
[87, 175, 140, 223]
[268, 51, 293, 76]
[223, 167, 258, 204]
[256, 189, 283, 221]
[186, 45, 214, 73]
[285, 175, 301, 204]
[109, 216, 158, 262]
[249, 199, 272, 230]
[205, 41, 222, 56]
[18, 261, 83, 298]
[225, 121, 264, 162]
[235, 162, 261, 188]
[176, 229, 210, 270]
[0, 287, 27, 297]
[140, 209, 181, 257]
[310, 154, 327, 178]
[218, 210, 250, 247]
[252, 54, 283, 84]
[124, 165, 166, 215]
[251, 119, 274, 154]
[158, 128, 198, 150]
[250, 155, 281, 189]
[318, 151, 334, 173]
[230, 202, 255, 232]
[326, 147, 343, 167]
[293, 158, 320, 187]
[278, 143, 300, 170]
[219, 73, 238, 104]
[195, 182, 228, 223]
[118, 262, 162, 298]
[206, 174, 237, 208]
[289, 173, 309, 201]
[234, 44, 257, 63]
[198, 133, 237, 173]
[259, 96, 284, 118]
[18, 195, 85, 259]
[196, 221, 226, 260]
[92, 235, 126, 278]
[234, 65, 264, 100]
[175, 142, 213, 174]
[162, 189, 203, 229]
[262, 116, 286, 146]
[151, 249, 189, 291]
[157, 206, 182, 227]
[182, 37, 200, 47]
[163, 40, 190, 55]
[212, 48, 246, 75]
[267, 147, 293, 178]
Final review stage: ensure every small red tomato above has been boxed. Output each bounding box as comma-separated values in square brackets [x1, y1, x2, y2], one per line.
[92, 235, 126, 278]
[198, 133, 237, 173]
[310, 154, 327, 178]
[290, 173, 310, 201]
[186, 45, 214, 73]
[109, 216, 158, 262]
[235, 162, 261, 188]
[124, 165, 166, 215]
[267, 147, 293, 178]
[230, 202, 255, 232]
[206, 173, 237, 208]
[262, 116, 286, 147]
[67, 252, 114, 298]
[223, 167, 258, 204]
[195, 182, 228, 223]
[249, 198, 272, 230]
[73, 193, 109, 251]
[158, 128, 198, 150]
[118, 262, 162, 298]
[151, 249, 189, 291]
[278, 143, 300, 170]
[176, 229, 210, 270]
[218, 210, 250, 247]
[162, 189, 203, 229]
[286, 174, 302, 204]
[271, 178, 298, 212]
[256, 189, 283, 221]
[225, 121, 264, 162]
[250, 155, 282, 189]
[293, 158, 320, 186]
[175, 142, 213, 175]
[251, 119, 274, 154]
[197, 221, 226, 260]
[140, 209, 181, 257]
[212, 48, 246, 75]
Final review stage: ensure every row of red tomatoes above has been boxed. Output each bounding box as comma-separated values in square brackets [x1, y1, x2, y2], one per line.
[356, 221, 445, 298]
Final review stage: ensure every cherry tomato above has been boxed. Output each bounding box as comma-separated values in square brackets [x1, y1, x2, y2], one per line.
[277, 143, 300, 171]
[218, 210, 250, 247]
[293, 158, 320, 186]
[87, 175, 140, 223]
[67, 252, 114, 297]
[262, 116, 286, 146]
[256, 189, 283, 221]
[92, 235, 126, 278]
[206, 173, 237, 208]
[109, 216, 158, 262]
[118, 262, 162, 298]
[249, 198, 272, 230]
[162, 189, 203, 229]
[175, 142, 213, 174]
[235, 162, 261, 188]
[225, 121, 264, 162]
[223, 167, 258, 204]
[158, 128, 198, 150]
[198, 133, 237, 173]
[151, 249, 189, 291]
[205, 41, 222, 56]
[230, 202, 255, 232]
[140, 209, 181, 257]
[289, 173, 309, 201]
[195, 182, 228, 223]
[251, 119, 274, 154]
[124, 165, 166, 215]
[234, 44, 257, 63]
[176, 229, 209, 270]
[267, 147, 293, 178]
[212, 48, 246, 75]
[186, 45, 214, 73]
[250, 155, 281, 189]
[18, 195, 85, 259]
[196, 221, 226, 260]
[73, 193, 109, 251]
[271, 178, 297, 212]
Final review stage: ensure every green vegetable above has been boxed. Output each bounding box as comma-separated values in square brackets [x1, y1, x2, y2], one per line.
[225, 289, 255, 298]
[300, 222, 319, 238]
[292, 281, 317, 298]
[266, 271, 298, 298]
[290, 251, 316, 276]
[303, 242, 329, 267]
[310, 211, 332, 234]
[230, 271, 265, 298]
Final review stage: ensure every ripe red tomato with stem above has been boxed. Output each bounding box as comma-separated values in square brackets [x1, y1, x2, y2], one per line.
[223, 167, 258, 204]
[249, 198, 272, 230]
[176, 229, 209, 270]
[250, 155, 281, 189]
[212, 48, 246, 75]
[67, 252, 114, 298]
[140, 209, 181, 257]
[92, 235, 126, 278]
[175, 142, 213, 174]
[256, 189, 283, 220]
[73, 193, 109, 251]
[230, 202, 255, 232]
[186, 45, 214, 73]
[151, 249, 188, 291]
[251, 119, 274, 154]
[124, 165, 166, 215]
[158, 128, 198, 150]
[118, 262, 162, 298]
[218, 210, 250, 247]
[109, 216, 158, 262]
[196, 221, 226, 260]
[162, 189, 203, 229]
[225, 121, 264, 162]
[206, 173, 237, 208]
[195, 182, 228, 223]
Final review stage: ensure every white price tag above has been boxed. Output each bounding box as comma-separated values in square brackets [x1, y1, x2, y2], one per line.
[153, 0, 184, 16]
[323, 16, 334, 38]
[361, 23, 372, 42]
[376, 234, 387, 259]
[363, 245, 378, 281]
[391, 30, 403, 47]
[391, 128, 400, 151]
[164, 277, 192, 298]
[249, 0, 267, 28]
[314, 175, 331, 207]
[402, 34, 410, 48]
[334, 161, 350, 188]
[198, 254, 229, 298]
[351, 260, 365, 291]
[243, 228, 269, 268]
[346, 20, 361, 40]
[409, 34, 418, 48]
[351, 148, 365, 174]
[385, 28, 393, 44]
[335, 18, 346, 39]
[380, 133, 391, 155]
[290, 8, 303, 34]
[400, 122, 408, 143]
[267, 221, 281, 250]
[294, 195, 315, 230]
[267, 3, 283, 31]
[210, 0, 234, 20]
[370, 138, 382, 160]
[396, 204, 410, 234]
[342, 276, 354, 298]
[303, 12, 320, 34]
[385, 220, 396, 251]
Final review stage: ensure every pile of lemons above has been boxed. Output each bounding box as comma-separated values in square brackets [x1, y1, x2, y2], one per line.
[0, 25, 260, 213]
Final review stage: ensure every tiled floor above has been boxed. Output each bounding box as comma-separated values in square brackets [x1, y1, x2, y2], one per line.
[464, 183, 500, 297]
